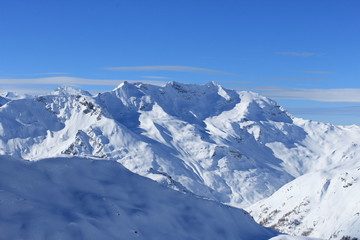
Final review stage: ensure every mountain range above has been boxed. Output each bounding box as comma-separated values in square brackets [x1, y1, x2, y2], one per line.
[1, 81, 359, 239]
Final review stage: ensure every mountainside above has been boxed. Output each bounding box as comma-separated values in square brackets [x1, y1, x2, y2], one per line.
[0, 96, 9, 106]
[248, 164, 360, 239]
[0, 155, 277, 240]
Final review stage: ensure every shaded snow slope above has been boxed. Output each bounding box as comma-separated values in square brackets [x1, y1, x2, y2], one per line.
[1, 82, 360, 210]
[0, 96, 9, 106]
[248, 164, 360, 240]
[0, 156, 277, 240]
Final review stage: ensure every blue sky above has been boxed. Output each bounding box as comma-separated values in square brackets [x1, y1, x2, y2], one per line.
[1, 0, 359, 125]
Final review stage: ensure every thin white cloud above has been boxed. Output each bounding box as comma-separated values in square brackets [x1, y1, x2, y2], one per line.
[290, 106, 360, 116]
[0, 88, 52, 96]
[277, 78, 332, 82]
[0, 72, 69, 76]
[303, 71, 334, 74]
[0, 77, 170, 96]
[3, 77, 359, 103]
[104, 65, 233, 75]
[241, 86, 360, 103]
[142, 76, 169, 79]
[36, 72, 69, 75]
[0, 76, 167, 87]
[278, 52, 317, 57]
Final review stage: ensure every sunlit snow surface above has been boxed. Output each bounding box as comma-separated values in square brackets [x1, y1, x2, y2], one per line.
[270, 235, 322, 240]
[0, 156, 276, 240]
[248, 165, 360, 239]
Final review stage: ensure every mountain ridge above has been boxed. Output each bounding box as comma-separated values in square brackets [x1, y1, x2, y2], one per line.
[1, 82, 360, 206]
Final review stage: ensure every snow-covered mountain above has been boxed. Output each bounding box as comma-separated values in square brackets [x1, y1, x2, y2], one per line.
[0, 155, 277, 240]
[0, 81, 295, 207]
[248, 163, 360, 239]
[1, 81, 360, 239]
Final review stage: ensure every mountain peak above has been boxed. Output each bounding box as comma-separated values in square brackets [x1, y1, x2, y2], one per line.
[114, 80, 130, 90]
[206, 81, 220, 88]
[51, 85, 91, 96]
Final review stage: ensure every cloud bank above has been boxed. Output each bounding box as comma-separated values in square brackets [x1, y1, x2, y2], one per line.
[104, 65, 232, 75]
[278, 52, 317, 57]
[277, 78, 331, 82]
[303, 71, 334, 74]
[244, 86, 360, 103]
[290, 106, 360, 116]
[2, 77, 360, 103]
[0, 77, 166, 87]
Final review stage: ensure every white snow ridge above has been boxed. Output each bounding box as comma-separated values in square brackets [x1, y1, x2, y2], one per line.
[0, 81, 359, 240]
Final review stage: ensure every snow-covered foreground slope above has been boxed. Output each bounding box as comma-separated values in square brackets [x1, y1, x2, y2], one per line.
[0, 155, 277, 240]
[248, 165, 360, 239]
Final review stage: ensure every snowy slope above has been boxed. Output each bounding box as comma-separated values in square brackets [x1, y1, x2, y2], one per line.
[95, 81, 296, 206]
[1, 81, 360, 209]
[248, 165, 360, 239]
[270, 236, 322, 240]
[0, 155, 277, 240]
[0, 96, 9, 107]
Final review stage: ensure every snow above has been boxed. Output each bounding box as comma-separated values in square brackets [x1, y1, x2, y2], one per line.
[0, 155, 277, 240]
[0, 82, 295, 207]
[1, 81, 360, 239]
[0, 91, 31, 100]
[51, 85, 92, 96]
[0, 96, 9, 106]
[248, 166, 360, 239]
[270, 235, 322, 240]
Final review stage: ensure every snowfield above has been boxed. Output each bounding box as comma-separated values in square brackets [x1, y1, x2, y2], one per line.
[248, 165, 360, 239]
[1, 81, 359, 239]
[270, 235, 322, 240]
